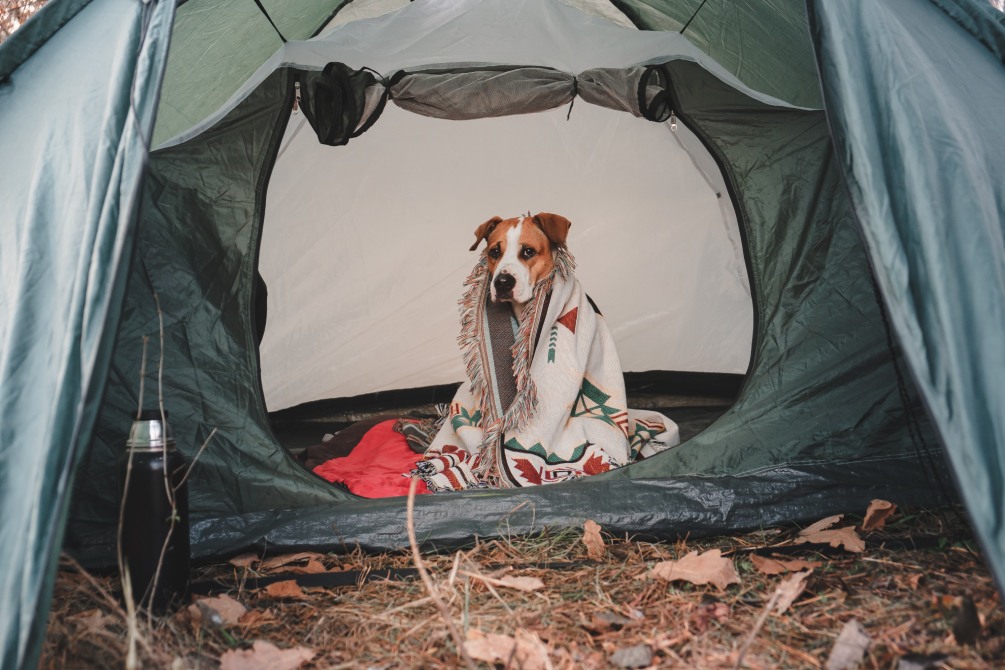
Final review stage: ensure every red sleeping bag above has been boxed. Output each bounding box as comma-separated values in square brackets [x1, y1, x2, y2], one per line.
[312, 419, 430, 498]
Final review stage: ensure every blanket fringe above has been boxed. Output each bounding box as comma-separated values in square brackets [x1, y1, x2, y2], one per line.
[457, 247, 576, 485]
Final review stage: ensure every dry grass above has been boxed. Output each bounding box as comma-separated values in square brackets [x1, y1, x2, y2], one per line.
[42, 506, 1004, 669]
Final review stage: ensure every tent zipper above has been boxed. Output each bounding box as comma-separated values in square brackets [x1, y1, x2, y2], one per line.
[658, 64, 760, 383]
[293, 81, 301, 115]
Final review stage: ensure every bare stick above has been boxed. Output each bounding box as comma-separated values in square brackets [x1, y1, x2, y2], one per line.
[733, 588, 782, 670]
[406, 476, 476, 670]
[174, 427, 217, 491]
[147, 291, 175, 629]
[119, 334, 148, 661]
[122, 563, 140, 670]
[135, 336, 149, 420]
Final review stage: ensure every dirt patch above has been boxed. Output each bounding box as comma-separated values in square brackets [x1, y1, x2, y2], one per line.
[42, 505, 1003, 668]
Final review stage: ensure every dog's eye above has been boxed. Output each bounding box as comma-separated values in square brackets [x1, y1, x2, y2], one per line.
[520, 246, 536, 260]
[488, 245, 501, 259]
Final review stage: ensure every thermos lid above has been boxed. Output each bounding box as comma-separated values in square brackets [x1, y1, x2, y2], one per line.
[127, 410, 175, 450]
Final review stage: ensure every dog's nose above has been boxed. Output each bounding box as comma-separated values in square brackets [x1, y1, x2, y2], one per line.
[494, 273, 516, 294]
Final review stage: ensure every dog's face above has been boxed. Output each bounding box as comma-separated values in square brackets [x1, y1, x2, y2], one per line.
[470, 213, 572, 304]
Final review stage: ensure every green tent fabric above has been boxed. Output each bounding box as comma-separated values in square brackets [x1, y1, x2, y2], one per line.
[66, 0, 952, 564]
[0, 0, 175, 667]
[68, 54, 946, 560]
[808, 0, 1005, 589]
[1, 1, 1003, 669]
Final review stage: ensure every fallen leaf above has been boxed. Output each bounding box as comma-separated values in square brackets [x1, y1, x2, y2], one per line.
[801, 515, 844, 535]
[750, 554, 821, 575]
[496, 575, 546, 592]
[826, 619, 870, 670]
[649, 549, 741, 590]
[263, 579, 307, 600]
[280, 558, 328, 575]
[773, 570, 812, 615]
[609, 643, 652, 668]
[189, 594, 247, 626]
[259, 552, 326, 571]
[464, 629, 549, 670]
[797, 526, 865, 553]
[862, 499, 897, 532]
[228, 553, 259, 568]
[583, 520, 606, 560]
[460, 570, 545, 592]
[219, 640, 315, 670]
[238, 609, 274, 629]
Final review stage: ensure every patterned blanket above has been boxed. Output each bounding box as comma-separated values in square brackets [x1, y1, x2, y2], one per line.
[415, 248, 680, 490]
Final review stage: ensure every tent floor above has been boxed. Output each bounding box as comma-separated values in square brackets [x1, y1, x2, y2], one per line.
[270, 392, 733, 458]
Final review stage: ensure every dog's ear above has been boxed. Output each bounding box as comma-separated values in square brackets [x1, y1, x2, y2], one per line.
[470, 216, 504, 251]
[532, 213, 572, 248]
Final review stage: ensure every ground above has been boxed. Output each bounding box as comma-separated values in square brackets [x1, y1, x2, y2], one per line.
[42, 504, 1003, 669]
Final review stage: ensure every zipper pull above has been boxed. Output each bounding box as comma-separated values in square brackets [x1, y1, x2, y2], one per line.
[293, 81, 301, 115]
[670, 111, 678, 132]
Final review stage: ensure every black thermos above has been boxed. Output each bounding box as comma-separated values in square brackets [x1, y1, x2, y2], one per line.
[119, 409, 191, 613]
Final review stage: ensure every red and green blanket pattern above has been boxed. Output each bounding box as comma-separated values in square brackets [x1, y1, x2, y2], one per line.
[416, 248, 680, 490]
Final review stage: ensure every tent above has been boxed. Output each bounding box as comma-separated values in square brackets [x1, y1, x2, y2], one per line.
[2, 0, 1003, 667]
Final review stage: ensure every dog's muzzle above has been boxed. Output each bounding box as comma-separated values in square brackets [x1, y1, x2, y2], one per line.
[493, 272, 516, 300]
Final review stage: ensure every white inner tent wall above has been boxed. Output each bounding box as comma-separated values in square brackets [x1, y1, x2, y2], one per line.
[259, 100, 753, 411]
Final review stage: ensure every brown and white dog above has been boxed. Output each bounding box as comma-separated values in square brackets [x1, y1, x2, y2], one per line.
[470, 212, 572, 320]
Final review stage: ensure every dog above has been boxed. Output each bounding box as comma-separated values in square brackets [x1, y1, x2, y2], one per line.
[413, 210, 679, 490]
[469, 212, 571, 322]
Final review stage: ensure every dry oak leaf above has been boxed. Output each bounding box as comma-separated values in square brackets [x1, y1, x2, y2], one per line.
[188, 594, 247, 626]
[495, 575, 546, 592]
[750, 554, 821, 575]
[773, 569, 812, 615]
[583, 520, 606, 560]
[609, 643, 653, 668]
[796, 515, 865, 553]
[649, 549, 741, 590]
[825, 619, 871, 670]
[801, 514, 844, 535]
[464, 629, 550, 670]
[263, 579, 307, 600]
[461, 570, 546, 592]
[287, 558, 328, 574]
[861, 499, 897, 532]
[259, 552, 326, 571]
[219, 640, 315, 670]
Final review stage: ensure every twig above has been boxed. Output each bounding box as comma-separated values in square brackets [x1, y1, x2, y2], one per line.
[119, 335, 147, 663]
[174, 427, 217, 491]
[148, 291, 174, 629]
[122, 563, 140, 670]
[733, 588, 782, 670]
[136, 336, 148, 420]
[406, 476, 477, 670]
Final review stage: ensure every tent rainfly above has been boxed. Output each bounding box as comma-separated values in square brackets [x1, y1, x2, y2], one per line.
[1, 1, 1003, 668]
